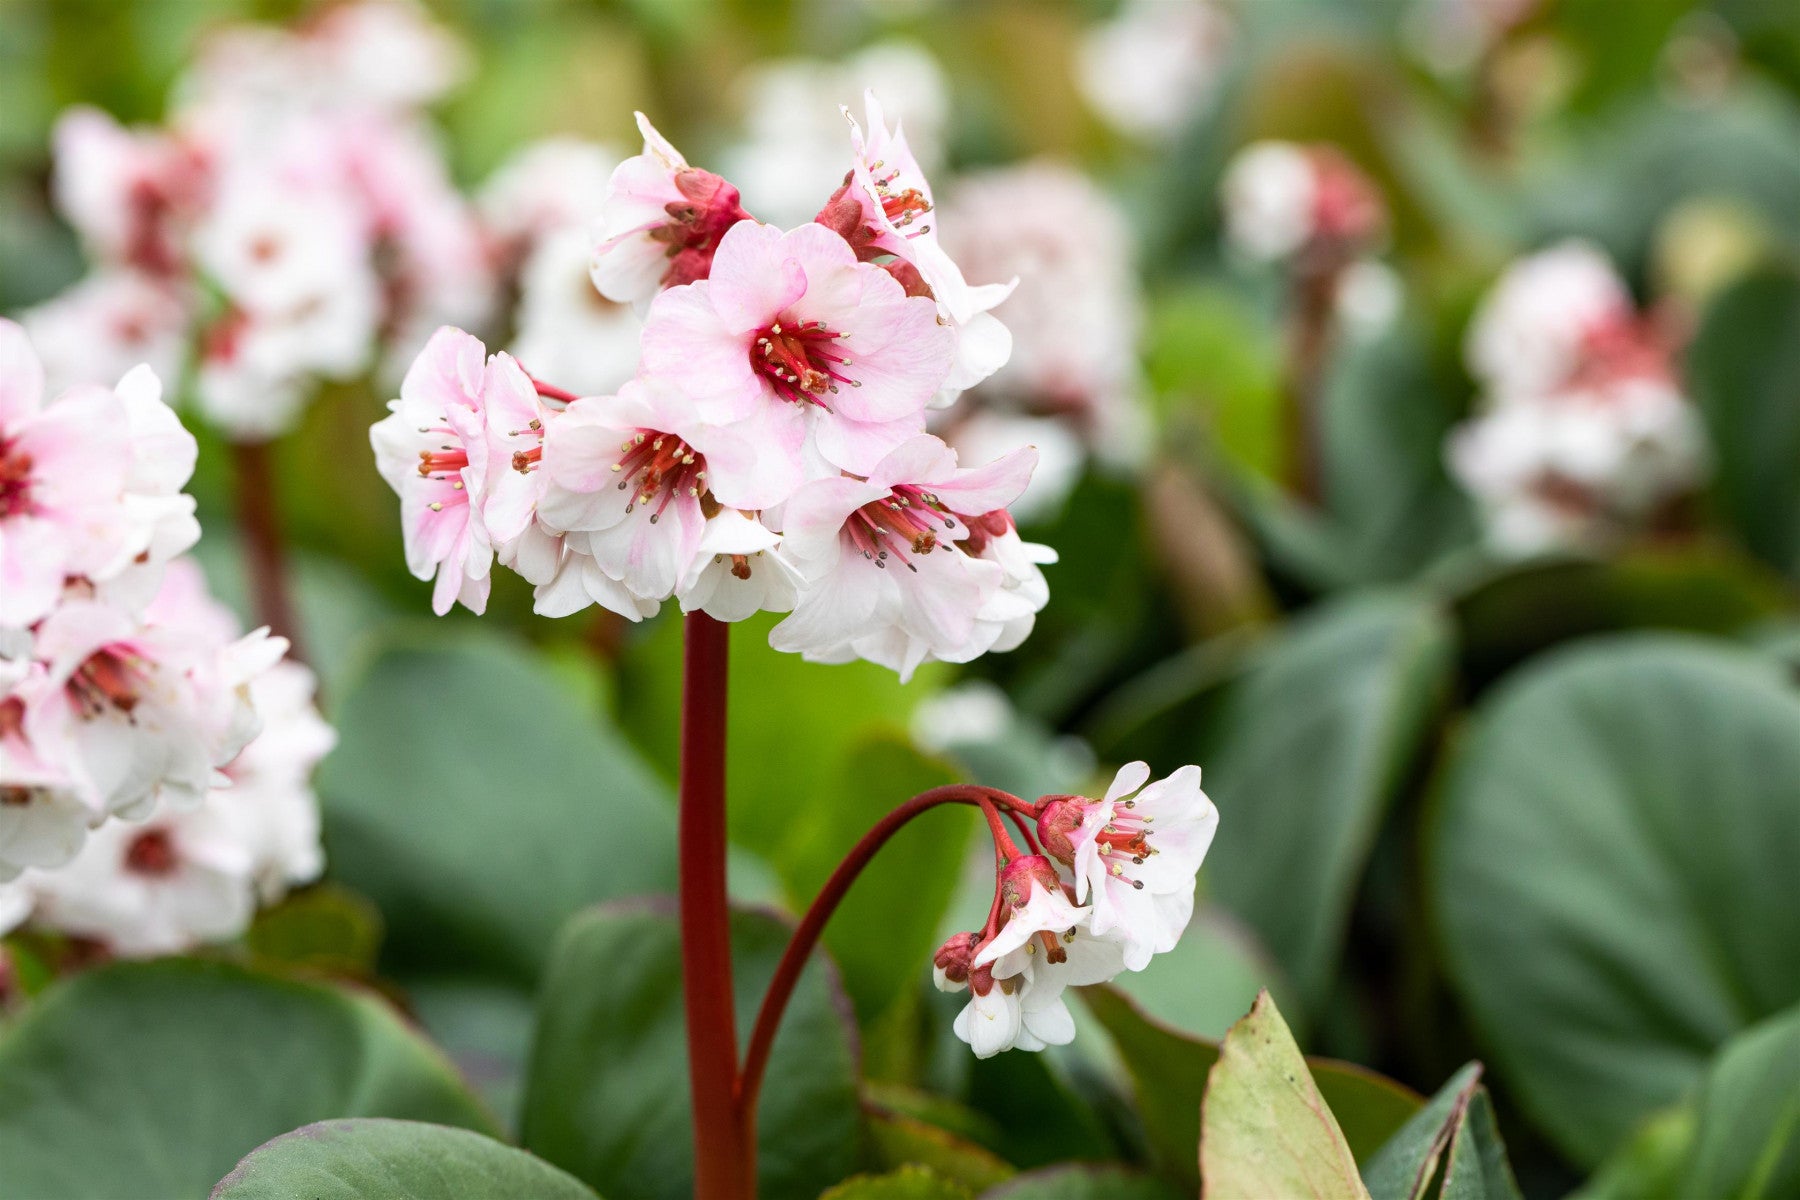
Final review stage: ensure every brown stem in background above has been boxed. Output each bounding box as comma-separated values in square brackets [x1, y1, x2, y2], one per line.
[230, 440, 304, 661]
[1285, 263, 1342, 507]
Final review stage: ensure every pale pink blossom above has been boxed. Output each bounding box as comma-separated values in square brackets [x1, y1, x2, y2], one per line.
[1221, 141, 1387, 266]
[0, 321, 135, 627]
[769, 436, 1033, 679]
[27, 801, 257, 957]
[1076, 0, 1232, 141]
[642, 221, 954, 474]
[676, 509, 801, 623]
[827, 92, 1015, 401]
[19, 270, 190, 398]
[475, 352, 563, 587]
[590, 114, 750, 307]
[536, 380, 794, 604]
[214, 658, 330, 903]
[1038, 762, 1217, 971]
[0, 676, 99, 881]
[509, 226, 643, 399]
[1464, 240, 1636, 400]
[369, 326, 493, 615]
[478, 137, 620, 257]
[51, 107, 205, 276]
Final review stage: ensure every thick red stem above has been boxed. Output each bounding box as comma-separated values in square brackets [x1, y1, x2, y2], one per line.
[678, 613, 751, 1199]
[736, 785, 1031, 1137]
[230, 440, 304, 661]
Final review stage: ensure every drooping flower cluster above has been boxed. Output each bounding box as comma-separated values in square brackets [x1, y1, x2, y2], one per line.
[1447, 240, 1708, 554]
[372, 96, 1056, 681]
[931, 163, 1152, 523]
[0, 322, 324, 952]
[934, 763, 1218, 1058]
[23, 0, 492, 441]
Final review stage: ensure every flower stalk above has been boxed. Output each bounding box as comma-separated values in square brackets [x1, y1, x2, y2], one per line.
[230, 439, 304, 658]
[676, 612, 751, 1199]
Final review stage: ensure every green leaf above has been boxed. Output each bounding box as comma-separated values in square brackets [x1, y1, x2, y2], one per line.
[245, 883, 384, 978]
[1439, 1091, 1520, 1200]
[520, 902, 859, 1200]
[821, 1166, 972, 1200]
[1431, 635, 1800, 1166]
[1572, 1108, 1697, 1200]
[317, 630, 676, 983]
[1084, 985, 1420, 1191]
[1689, 267, 1800, 575]
[1199, 990, 1371, 1200]
[1111, 908, 1289, 1043]
[1449, 550, 1791, 690]
[613, 612, 942, 871]
[784, 734, 968, 1023]
[980, 1165, 1183, 1199]
[211, 1119, 598, 1200]
[1677, 1003, 1800, 1199]
[0, 960, 494, 1199]
[1201, 592, 1456, 1019]
[865, 1107, 1014, 1193]
[407, 979, 538, 1136]
[1318, 324, 1478, 584]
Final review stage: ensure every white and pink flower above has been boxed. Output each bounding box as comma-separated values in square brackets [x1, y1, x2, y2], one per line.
[369, 326, 494, 615]
[590, 114, 750, 308]
[1037, 762, 1217, 971]
[642, 221, 955, 474]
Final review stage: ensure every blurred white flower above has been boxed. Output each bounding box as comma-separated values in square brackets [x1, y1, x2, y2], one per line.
[509, 226, 642, 399]
[1221, 140, 1387, 267]
[1464, 240, 1634, 400]
[19, 271, 190, 399]
[1076, 0, 1232, 142]
[478, 137, 620, 257]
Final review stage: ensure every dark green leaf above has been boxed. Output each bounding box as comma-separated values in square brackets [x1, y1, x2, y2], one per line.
[317, 630, 676, 983]
[520, 901, 859, 1200]
[0, 960, 494, 1199]
[1432, 635, 1800, 1165]
[212, 1119, 598, 1200]
[865, 1107, 1014, 1193]
[1199, 990, 1369, 1200]
[1363, 1064, 1484, 1200]
[1677, 1003, 1800, 1199]
[1201, 592, 1455, 1019]
[1439, 1091, 1521, 1200]
[1689, 267, 1800, 575]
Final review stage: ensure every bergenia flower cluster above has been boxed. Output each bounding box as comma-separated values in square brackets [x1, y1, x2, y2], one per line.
[372, 96, 1056, 681]
[1220, 139, 1402, 333]
[23, 0, 491, 441]
[1447, 240, 1708, 554]
[934, 763, 1219, 1058]
[0, 321, 328, 954]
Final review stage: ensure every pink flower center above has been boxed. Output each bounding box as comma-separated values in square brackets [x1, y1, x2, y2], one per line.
[869, 164, 932, 235]
[124, 828, 179, 876]
[753, 319, 857, 407]
[613, 430, 707, 523]
[1094, 803, 1154, 891]
[71, 649, 142, 718]
[417, 447, 470, 478]
[0, 697, 22, 742]
[0, 439, 34, 518]
[845, 483, 957, 572]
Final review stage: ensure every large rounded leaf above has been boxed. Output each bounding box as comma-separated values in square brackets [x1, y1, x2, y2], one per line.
[1198, 593, 1455, 1018]
[520, 901, 860, 1200]
[317, 630, 676, 983]
[212, 1119, 598, 1199]
[0, 960, 494, 1198]
[1689, 267, 1800, 576]
[1432, 636, 1800, 1165]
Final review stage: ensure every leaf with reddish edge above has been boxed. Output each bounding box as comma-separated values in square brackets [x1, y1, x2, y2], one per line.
[821, 1166, 971, 1200]
[1084, 984, 1421, 1192]
[1362, 1063, 1523, 1200]
[1200, 990, 1370, 1200]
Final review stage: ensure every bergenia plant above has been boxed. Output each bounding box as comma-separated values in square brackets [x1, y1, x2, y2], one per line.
[368, 95, 1219, 1197]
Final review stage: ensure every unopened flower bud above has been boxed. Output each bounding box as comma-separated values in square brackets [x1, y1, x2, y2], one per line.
[998, 854, 1066, 912]
[933, 931, 979, 991]
[1035, 797, 1086, 866]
